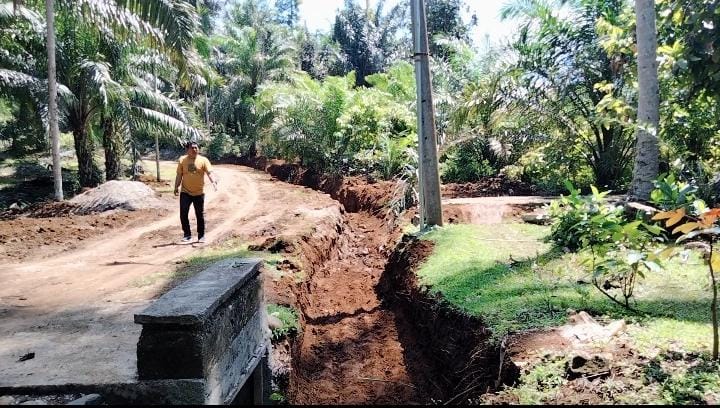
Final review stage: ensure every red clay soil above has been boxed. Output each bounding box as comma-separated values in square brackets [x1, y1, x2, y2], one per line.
[240, 159, 439, 404]
[237, 156, 402, 216]
[442, 177, 541, 198]
[379, 237, 520, 403]
[248, 157, 533, 404]
[288, 212, 437, 404]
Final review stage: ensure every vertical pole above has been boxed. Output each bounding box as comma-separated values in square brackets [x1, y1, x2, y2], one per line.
[154, 65, 160, 182]
[46, 0, 63, 201]
[411, 0, 443, 227]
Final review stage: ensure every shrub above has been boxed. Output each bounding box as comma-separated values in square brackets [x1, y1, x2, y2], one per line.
[651, 173, 698, 210]
[517, 147, 594, 194]
[206, 132, 239, 161]
[549, 182, 662, 310]
[548, 182, 625, 251]
[440, 139, 497, 183]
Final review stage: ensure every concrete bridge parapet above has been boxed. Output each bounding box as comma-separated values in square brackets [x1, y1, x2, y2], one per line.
[134, 258, 271, 405]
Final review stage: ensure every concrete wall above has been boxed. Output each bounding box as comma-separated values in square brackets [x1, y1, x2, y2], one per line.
[134, 258, 271, 405]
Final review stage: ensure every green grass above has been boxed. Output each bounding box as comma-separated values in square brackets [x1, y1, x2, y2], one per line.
[417, 223, 715, 351]
[508, 356, 568, 404]
[267, 303, 300, 340]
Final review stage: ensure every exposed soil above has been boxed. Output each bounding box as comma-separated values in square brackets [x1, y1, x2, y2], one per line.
[250, 159, 538, 404]
[442, 196, 552, 225]
[0, 208, 166, 263]
[480, 327, 644, 405]
[242, 159, 438, 404]
[379, 237, 520, 403]
[288, 213, 437, 404]
[442, 176, 542, 199]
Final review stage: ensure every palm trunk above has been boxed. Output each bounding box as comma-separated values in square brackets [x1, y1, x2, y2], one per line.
[74, 126, 102, 187]
[46, 0, 63, 200]
[629, 0, 660, 200]
[102, 117, 122, 181]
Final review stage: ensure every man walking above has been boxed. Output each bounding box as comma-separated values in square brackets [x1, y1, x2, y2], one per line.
[174, 141, 217, 244]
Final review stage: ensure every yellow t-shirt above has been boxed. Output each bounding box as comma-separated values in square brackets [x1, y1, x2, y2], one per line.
[177, 155, 213, 196]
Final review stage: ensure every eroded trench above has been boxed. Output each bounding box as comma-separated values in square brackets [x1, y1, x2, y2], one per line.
[249, 161, 519, 404]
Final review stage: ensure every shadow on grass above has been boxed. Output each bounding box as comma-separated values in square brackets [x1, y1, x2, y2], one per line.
[642, 350, 720, 404]
[0, 167, 80, 209]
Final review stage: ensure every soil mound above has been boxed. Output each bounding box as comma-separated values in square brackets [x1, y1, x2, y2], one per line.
[442, 177, 540, 198]
[69, 180, 165, 214]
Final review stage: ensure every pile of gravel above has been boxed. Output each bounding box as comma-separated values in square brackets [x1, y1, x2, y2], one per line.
[70, 180, 166, 214]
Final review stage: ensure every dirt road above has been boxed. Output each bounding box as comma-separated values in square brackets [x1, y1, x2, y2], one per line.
[0, 163, 338, 387]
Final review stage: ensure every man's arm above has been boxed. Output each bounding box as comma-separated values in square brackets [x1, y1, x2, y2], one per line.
[205, 158, 218, 190]
[174, 174, 182, 196]
[206, 170, 218, 191]
[174, 159, 184, 196]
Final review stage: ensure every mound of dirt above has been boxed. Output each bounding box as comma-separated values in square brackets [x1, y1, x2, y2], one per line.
[69, 180, 166, 214]
[442, 177, 541, 198]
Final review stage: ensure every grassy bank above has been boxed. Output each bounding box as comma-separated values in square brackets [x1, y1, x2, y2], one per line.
[417, 223, 713, 351]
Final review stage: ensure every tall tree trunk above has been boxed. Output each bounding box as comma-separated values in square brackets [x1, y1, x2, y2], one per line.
[46, 0, 63, 200]
[629, 0, 660, 200]
[102, 117, 122, 181]
[74, 126, 102, 187]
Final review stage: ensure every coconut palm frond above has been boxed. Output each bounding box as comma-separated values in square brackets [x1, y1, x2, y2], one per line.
[127, 86, 187, 122]
[0, 67, 37, 89]
[0, 1, 44, 33]
[78, 59, 122, 107]
[131, 106, 200, 141]
[62, 0, 164, 46]
[118, 0, 198, 53]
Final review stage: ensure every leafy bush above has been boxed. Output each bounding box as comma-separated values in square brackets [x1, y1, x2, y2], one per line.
[516, 148, 594, 194]
[651, 173, 698, 210]
[549, 182, 662, 310]
[440, 139, 497, 183]
[206, 131, 240, 161]
[548, 182, 625, 251]
[267, 304, 299, 340]
[259, 70, 417, 179]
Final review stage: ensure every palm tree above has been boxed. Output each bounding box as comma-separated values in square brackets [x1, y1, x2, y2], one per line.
[501, 0, 634, 189]
[629, 0, 659, 200]
[46, 0, 63, 199]
[1, 0, 204, 187]
[210, 3, 295, 156]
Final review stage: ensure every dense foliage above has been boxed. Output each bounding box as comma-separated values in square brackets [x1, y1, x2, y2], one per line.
[0, 0, 718, 193]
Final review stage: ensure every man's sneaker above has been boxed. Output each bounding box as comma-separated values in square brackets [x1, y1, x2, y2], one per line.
[197, 236, 206, 244]
[180, 236, 193, 244]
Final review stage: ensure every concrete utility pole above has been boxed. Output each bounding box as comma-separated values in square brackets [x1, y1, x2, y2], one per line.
[411, 0, 443, 227]
[46, 0, 63, 200]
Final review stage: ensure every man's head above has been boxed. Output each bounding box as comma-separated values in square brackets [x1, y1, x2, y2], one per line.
[185, 141, 199, 158]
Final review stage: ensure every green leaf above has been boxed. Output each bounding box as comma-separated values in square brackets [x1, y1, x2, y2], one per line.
[643, 223, 663, 235]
